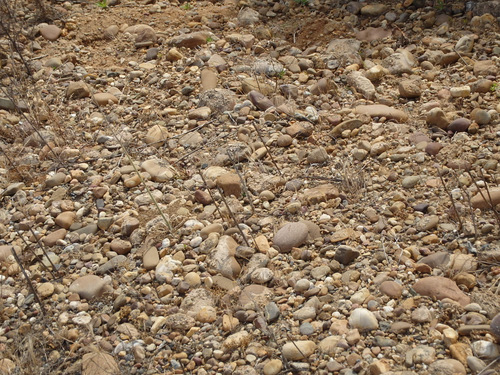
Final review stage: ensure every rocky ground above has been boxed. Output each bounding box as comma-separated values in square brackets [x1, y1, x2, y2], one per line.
[0, 0, 500, 374]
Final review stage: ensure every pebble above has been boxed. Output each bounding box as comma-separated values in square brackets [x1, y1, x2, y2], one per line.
[282, 340, 316, 360]
[69, 275, 107, 300]
[93, 93, 118, 106]
[82, 352, 119, 375]
[428, 359, 466, 375]
[379, 281, 402, 298]
[272, 222, 309, 253]
[349, 308, 378, 331]
[412, 276, 470, 306]
[40, 25, 61, 41]
[263, 359, 282, 375]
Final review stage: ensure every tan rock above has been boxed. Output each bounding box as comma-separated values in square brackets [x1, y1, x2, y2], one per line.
[110, 239, 132, 255]
[471, 187, 500, 209]
[40, 25, 61, 41]
[69, 275, 107, 300]
[216, 173, 241, 197]
[93, 93, 118, 106]
[282, 340, 316, 360]
[37, 282, 55, 298]
[354, 104, 408, 122]
[143, 247, 159, 270]
[55, 211, 76, 229]
[42, 228, 67, 246]
[412, 276, 470, 306]
[145, 125, 169, 146]
[82, 352, 119, 375]
[66, 81, 90, 99]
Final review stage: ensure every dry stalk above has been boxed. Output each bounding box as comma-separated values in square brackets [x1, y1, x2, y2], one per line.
[437, 166, 463, 232]
[227, 150, 255, 215]
[11, 246, 46, 316]
[252, 121, 283, 178]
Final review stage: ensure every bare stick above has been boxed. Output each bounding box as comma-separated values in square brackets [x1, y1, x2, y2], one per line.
[437, 166, 463, 231]
[252, 122, 283, 178]
[199, 171, 225, 221]
[11, 247, 46, 316]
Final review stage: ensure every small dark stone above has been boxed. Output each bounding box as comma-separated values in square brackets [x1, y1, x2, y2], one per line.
[414, 203, 429, 213]
[425, 142, 443, 156]
[265, 302, 280, 322]
[334, 245, 360, 265]
[448, 118, 471, 133]
[146, 47, 159, 61]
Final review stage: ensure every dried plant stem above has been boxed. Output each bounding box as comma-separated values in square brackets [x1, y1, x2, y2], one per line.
[11, 247, 46, 316]
[437, 167, 463, 231]
[252, 122, 283, 178]
[227, 151, 255, 215]
[199, 171, 225, 221]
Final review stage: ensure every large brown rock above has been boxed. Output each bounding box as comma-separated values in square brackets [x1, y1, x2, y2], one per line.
[471, 187, 500, 209]
[82, 352, 119, 375]
[412, 276, 470, 306]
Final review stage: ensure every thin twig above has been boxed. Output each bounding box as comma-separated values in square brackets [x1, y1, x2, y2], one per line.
[11, 246, 46, 316]
[252, 122, 283, 178]
[437, 166, 463, 231]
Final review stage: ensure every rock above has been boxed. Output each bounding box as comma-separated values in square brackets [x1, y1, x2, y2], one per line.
[273, 222, 309, 253]
[411, 306, 433, 323]
[471, 188, 500, 209]
[238, 7, 260, 26]
[326, 39, 362, 67]
[330, 119, 363, 137]
[188, 107, 211, 120]
[412, 276, 470, 306]
[474, 60, 497, 77]
[406, 345, 436, 366]
[223, 330, 251, 351]
[354, 104, 408, 122]
[125, 24, 156, 45]
[55, 211, 76, 229]
[45, 172, 67, 188]
[42, 228, 67, 246]
[238, 284, 272, 309]
[491, 313, 500, 341]
[473, 109, 491, 125]
[110, 239, 132, 255]
[307, 147, 328, 164]
[334, 245, 360, 265]
[165, 47, 183, 61]
[448, 118, 471, 132]
[402, 176, 420, 188]
[66, 81, 90, 99]
[171, 32, 207, 48]
[97, 255, 130, 274]
[248, 90, 273, 111]
[426, 108, 449, 129]
[428, 359, 466, 375]
[347, 71, 376, 100]
[145, 125, 169, 146]
[93, 93, 118, 106]
[250, 267, 274, 284]
[104, 25, 119, 39]
[209, 235, 241, 279]
[282, 340, 316, 360]
[455, 35, 474, 53]
[143, 247, 159, 270]
[216, 173, 241, 197]
[349, 308, 379, 331]
[360, 3, 389, 15]
[471, 340, 500, 359]
[355, 27, 391, 42]
[382, 49, 416, 75]
[201, 69, 218, 91]
[165, 313, 196, 331]
[82, 352, 119, 375]
[37, 282, 55, 298]
[40, 25, 61, 41]
[318, 336, 340, 355]
[379, 281, 403, 298]
[0, 359, 15, 374]
[198, 89, 236, 114]
[263, 359, 283, 375]
[141, 159, 174, 182]
[399, 80, 421, 98]
[69, 275, 107, 300]
[450, 86, 471, 98]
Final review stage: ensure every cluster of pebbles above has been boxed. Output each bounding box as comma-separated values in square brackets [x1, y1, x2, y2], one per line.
[0, 0, 500, 374]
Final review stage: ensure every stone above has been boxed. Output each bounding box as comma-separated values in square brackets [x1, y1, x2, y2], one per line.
[379, 281, 403, 298]
[471, 188, 500, 209]
[471, 340, 500, 359]
[93, 93, 118, 106]
[406, 345, 436, 366]
[165, 47, 183, 61]
[238, 7, 260, 26]
[216, 173, 241, 197]
[455, 35, 474, 53]
[450, 86, 471, 98]
[474, 60, 497, 77]
[354, 105, 408, 122]
[330, 119, 363, 137]
[40, 25, 61, 41]
[104, 25, 119, 39]
[307, 147, 328, 164]
[411, 306, 432, 323]
[473, 109, 491, 125]
[426, 108, 449, 129]
[171, 32, 207, 48]
[82, 352, 119, 375]
[412, 276, 470, 306]
[356, 27, 391, 42]
[69, 275, 107, 300]
[145, 125, 169, 146]
[248, 90, 273, 111]
[66, 81, 90, 99]
[428, 359, 466, 375]
[361, 3, 389, 16]
[45, 172, 67, 188]
[37, 282, 55, 298]
[110, 239, 132, 255]
[449, 343, 471, 365]
[55, 211, 76, 229]
[223, 330, 251, 351]
[491, 313, 500, 341]
[165, 313, 196, 331]
[347, 71, 376, 100]
[273, 222, 309, 253]
[198, 89, 236, 114]
[263, 359, 282, 375]
[402, 176, 420, 188]
[209, 235, 241, 279]
[282, 340, 316, 360]
[399, 80, 421, 98]
[239, 285, 272, 309]
[326, 39, 362, 67]
[448, 118, 471, 132]
[201, 69, 218, 91]
[143, 247, 159, 270]
[349, 308, 378, 331]
[334, 245, 360, 265]
[318, 336, 340, 355]
[382, 49, 416, 75]
[141, 159, 174, 182]
[188, 107, 211, 120]
[0, 359, 15, 374]
[42, 228, 67, 246]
